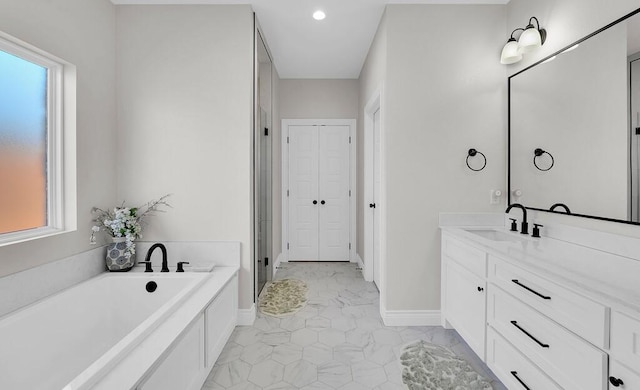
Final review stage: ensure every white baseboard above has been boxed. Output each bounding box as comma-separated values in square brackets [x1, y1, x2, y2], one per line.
[237, 304, 256, 326]
[381, 308, 441, 327]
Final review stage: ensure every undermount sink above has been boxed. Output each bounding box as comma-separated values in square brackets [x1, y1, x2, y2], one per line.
[465, 229, 527, 243]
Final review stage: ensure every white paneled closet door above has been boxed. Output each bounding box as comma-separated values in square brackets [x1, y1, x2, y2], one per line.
[288, 124, 350, 261]
[319, 125, 350, 260]
[288, 125, 319, 260]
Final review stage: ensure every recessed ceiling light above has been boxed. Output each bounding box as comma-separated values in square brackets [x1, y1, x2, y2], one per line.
[313, 10, 326, 21]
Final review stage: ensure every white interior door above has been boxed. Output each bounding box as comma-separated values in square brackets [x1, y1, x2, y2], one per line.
[319, 125, 350, 260]
[373, 109, 381, 287]
[288, 125, 319, 260]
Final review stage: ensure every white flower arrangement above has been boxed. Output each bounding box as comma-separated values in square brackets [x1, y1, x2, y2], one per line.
[90, 194, 171, 259]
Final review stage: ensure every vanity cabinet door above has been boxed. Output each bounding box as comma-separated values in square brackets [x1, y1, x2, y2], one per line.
[445, 259, 486, 360]
[611, 311, 640, 374]
[609, 360, 640, 390]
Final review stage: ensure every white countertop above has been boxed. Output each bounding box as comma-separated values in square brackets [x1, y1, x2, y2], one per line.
[441, 226, 640, 316]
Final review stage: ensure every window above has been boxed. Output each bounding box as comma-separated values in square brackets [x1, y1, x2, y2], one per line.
[0, 33, 75, 245]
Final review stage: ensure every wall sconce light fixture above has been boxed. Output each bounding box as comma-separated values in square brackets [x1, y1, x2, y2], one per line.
[501, 17, 547, 64]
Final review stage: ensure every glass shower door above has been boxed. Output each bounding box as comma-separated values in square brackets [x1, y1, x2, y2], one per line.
[255, 28, 272, 298]
[257, 108, 272, 295]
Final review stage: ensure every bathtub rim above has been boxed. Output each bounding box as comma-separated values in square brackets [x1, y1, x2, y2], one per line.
[0, 271, 209, 390]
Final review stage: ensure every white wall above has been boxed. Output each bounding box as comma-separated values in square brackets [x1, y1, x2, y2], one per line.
[116, 5, 255, 309]
[382, 5, 507, 311]
[0, 0, 117, 277]
[508, 0, 640, 236]
[279, 79, 359, 119]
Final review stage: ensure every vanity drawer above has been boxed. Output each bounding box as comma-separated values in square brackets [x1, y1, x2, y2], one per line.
[609, 360, 640, 390]
[488, 255, 608, 348]
[610, 311, 640, 375]
[486, 326, 562, 390]
[443, 235, 486, 277]
[488, 286, 607, 390]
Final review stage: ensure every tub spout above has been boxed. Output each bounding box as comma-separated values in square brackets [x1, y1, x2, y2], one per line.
[145, 243, 168, 272]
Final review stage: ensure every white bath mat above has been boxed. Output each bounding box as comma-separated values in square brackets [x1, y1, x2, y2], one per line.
[258, 279, 308, 317]
[399, 340, 492, 390]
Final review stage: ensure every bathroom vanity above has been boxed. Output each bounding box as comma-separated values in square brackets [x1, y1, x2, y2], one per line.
[440, 216, 640, 390]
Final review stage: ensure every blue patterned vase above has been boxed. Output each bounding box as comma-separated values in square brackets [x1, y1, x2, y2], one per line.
[106, 237, 135, 271]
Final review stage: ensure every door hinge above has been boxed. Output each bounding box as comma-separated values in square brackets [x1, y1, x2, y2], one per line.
[349, 190, 351, 197]
[349, 136, 351, 144]
[264, 127, 269, 136]
[265, 257, 269, 266]
[287, 189, 290, 197]
[287, 242, 290, 250]
[349, 243, 351, 250]
[287, 136, 290, 143]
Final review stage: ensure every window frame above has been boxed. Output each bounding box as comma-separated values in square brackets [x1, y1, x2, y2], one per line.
[0, 33, 75, 246]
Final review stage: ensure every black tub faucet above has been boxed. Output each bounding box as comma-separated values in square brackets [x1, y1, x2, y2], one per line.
[145, 243, 169, 272]
[506, 203, 528, 235]
[550, 203, 571, 214]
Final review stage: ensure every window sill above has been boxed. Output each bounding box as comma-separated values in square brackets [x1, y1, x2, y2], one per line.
[0, 226, 76, 248]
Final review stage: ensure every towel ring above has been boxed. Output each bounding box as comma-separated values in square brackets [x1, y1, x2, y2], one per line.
[533, 148, 554, 171]
[466, 148, 486, 171]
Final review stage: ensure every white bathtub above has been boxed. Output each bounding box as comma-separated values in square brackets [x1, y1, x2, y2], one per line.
[0, 272, 208, 390]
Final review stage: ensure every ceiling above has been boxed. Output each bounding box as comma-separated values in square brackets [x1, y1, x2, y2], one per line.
[111, 0, 509, 79]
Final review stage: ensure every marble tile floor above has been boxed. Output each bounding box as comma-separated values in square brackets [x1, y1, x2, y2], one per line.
[201, 262, 506, 390]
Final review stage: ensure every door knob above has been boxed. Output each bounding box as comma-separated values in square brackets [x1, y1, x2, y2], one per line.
[321, 200, 326, 205]
[609, 377, 624, 387]
[313, 200, 318, 204]
[369, 203, 376, 208]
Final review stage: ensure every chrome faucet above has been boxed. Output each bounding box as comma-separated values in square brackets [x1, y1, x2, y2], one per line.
[550, 203, 571, 214]
[145, 243, 169, 272]
[506, 203, 528, 235]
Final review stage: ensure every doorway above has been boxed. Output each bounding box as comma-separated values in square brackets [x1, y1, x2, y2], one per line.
[364, 87, 384, 293]
[282, 119, 356, 262]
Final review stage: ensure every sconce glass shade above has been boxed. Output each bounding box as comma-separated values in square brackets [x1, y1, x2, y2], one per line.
[500, 39, 522, 64]
[518, 25, 543, 53]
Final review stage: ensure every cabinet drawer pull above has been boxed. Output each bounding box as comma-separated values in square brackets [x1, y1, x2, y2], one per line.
[609, 377, 624, 387]
[510, 320, 549, 348]
[512, 279, 551, 300]
[510, 371, 531, 390]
